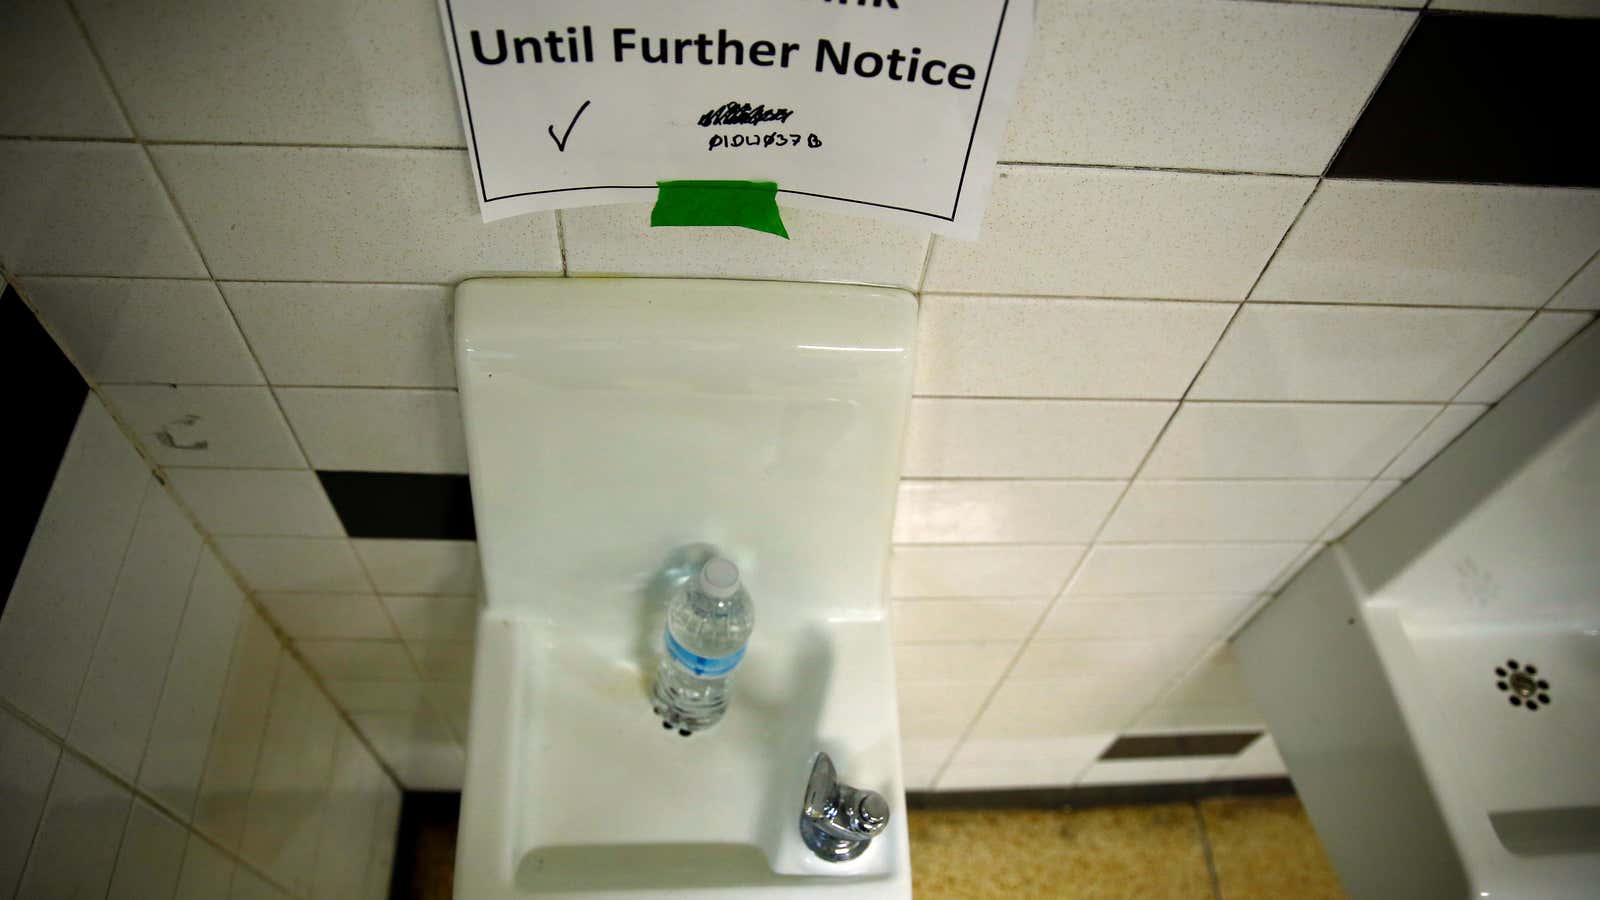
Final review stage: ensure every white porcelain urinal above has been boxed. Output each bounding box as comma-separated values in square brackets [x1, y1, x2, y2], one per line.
[451, 278, 916, 899]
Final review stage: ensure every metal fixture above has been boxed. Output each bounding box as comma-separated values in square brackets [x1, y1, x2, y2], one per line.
[1495, 658, 1552, 711]
[799, 752, 890, 862]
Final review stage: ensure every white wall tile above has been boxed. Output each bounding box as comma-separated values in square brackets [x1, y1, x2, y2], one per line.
[1141, 402, 1438, 478]
[174, 833, 236, 900]
[961, 685, 1145, 749]
[22, 277, 263, 385]
[1078, 757, 1230, 786]
[897, 682, 992, 740]
[1253, 181, 1600, 307]
[0, 1, 130, 138]
[230, 867, 290, 900]
[380, 595, 479, 641]
[914, 295, 1235, 399]
[108, 800, 188, 900]
[407, 640, 476, 682]
[16, 753, 131, 900]
[311, 726, 389, 900]
[561, 204, 930, 289]
[890, 545, 1085, 598]
[216, 537, 370, 593]
[0, 709, 60, 897]
[240, 661, 338, 896]
[222, 282, 456, 387]
[0, 141, 205, 277]
[258, 593, 395, 640]
[167, 468, 344, 537]
[139, 548, 246, 820]
[1157, 644, 1254, 710]
[76, 0, 462, 145]
[298, 640, 416, 682]
[1009, 639, 1202, 699]
[1190, 305, 1526, 401]
[938, 744, 1111, 790]
[1266, 542, 1325, 594]
[894, 642, 1017, 686]
[1216, 735, 1289, 780]
[422, 681, 472, 741]
[1103, 480, 1367, 543]
[69, 480, 204, 780]
[277, 388, 466, 473]
[923, 166, 1313, 299]
[1003, 0, 1411, 174]
[149, 146, 561, 282]
[1381, 405, 1488, 479]
[1037, 595, 1257, 641]
[1549, 254, 1600, 310]
[1133, 704, 1265, 733]
[363, 787, 401, 900]
[353, 539, 480, 594]
[893, 480, 1123, 544]
[353, 710, 465, 791]
[890, 599, 1047, 643]
[1320, 479, 1402, 542]
[1457, 312, 1593, 403]
[903, 399, 1174, 478]
[102, 384, 307, 469]
[324, 681, 429, 714]
[0, 398, 148, 733]
[1070, 544, 1306, 595]
[195, 610, 283, 852]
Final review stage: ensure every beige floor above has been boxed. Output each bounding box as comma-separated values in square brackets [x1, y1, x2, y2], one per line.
[908, 796, 1345, 900]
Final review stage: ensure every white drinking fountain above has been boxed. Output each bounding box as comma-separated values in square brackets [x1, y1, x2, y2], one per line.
[451, 278, 916, 899]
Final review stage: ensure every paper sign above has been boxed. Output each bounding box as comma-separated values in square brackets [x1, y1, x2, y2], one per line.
[435, 0, 1033, 237]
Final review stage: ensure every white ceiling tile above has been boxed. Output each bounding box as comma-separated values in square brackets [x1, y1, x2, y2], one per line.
[1007, 637, 1209, 698]
[1457, 312, 1593, 403]
[1141, 402, 1438, 478]
[1190, 304, 1527, 401]
[1266, 542, 1327, 594]
[1320, 479, 1402, 542]
[914, 295, 1235, 399]
[561, 203, 929, 290]
[222, 282, 456, 388]
[0, 1, 130, 138]
[353, 540, 480, 595]
[380, 595, 479, 641]
[215, 537, 370, 593]
[890, 599, 1048, 643]
[298, 640, 416, 682]
[107, 800, 187, 900]
[893, 480, 1123, 544]
[16, 754, 130, 900]
[1153, 643, 1252, 709]
[166, 469, 343, 537]
[0, 141, 205, 278]
[323, 680, 429, 715]
[0, 708, 62, 897]
[890, 545, 1085, 598]
[101, 384, 307, 469]
[277, 388, 466, 474]
[1103, 480, 1368, 543]
[1070, 544, 1307, 595]
[1549, 255, 1600, 310]
[352, 710, 464, 791]
[76, 0, 462, 145]
[895, 682, 993, 740]
[893, 642, 1018, 686]
[1038, 595, 1257, 642]
[405, 640, 475, 682]
[923, 166, 1314, 299]
[1253, 181, 1600, 307]
[257, 593, 394, 641]
[903, 398, 1174, 478]
[1002, 0, 1411, 174]
[968, 682, 1138, 742]
[148, 145, 560, 282]
[22, 277, 263, 386]
[1381, 405, 1488, 479]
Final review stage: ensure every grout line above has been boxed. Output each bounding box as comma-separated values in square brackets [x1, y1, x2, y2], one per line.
[1541, 246, 1599, 311]
[1193, 799, 1225, 900]
[8, 710, 66, 897]
[914, 233, 939, 296]
[554, 210, 570, 276]
[143, 138, 470, 152]
[997, 158, 1312, 179]
[910, 394, 1452, 405]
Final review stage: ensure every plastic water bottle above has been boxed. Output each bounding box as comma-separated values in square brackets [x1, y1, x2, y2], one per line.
[651, 556, 754, 735]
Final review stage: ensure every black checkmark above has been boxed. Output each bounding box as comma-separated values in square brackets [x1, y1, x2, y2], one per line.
[548, 100, 592, 152]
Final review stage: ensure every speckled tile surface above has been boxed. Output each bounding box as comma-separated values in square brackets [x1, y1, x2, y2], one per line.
[1200, 796, 1347, 900]
[907, 804, 1213, 899]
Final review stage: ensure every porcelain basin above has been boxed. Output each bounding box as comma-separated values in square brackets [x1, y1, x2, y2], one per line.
[451, 279, 916, 899]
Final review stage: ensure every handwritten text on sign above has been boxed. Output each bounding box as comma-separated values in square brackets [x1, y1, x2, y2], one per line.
[435, 0, 1033, 237]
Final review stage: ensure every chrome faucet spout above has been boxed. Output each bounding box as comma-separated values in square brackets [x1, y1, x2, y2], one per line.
[799, 752, 890, 862]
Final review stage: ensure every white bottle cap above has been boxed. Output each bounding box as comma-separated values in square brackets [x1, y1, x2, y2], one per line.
[698, 557, 741, 599]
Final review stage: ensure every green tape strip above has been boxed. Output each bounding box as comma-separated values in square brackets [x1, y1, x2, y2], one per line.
[650, 180, 789, 239]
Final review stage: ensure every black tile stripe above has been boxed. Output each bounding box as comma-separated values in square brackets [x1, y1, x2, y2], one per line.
[2, 285, 89, 609]
[319, 471, 476, 541]
[1100, 731, 1262, 761]
[1330, 12, 1600, 188]
[906, 778, 1296, 811]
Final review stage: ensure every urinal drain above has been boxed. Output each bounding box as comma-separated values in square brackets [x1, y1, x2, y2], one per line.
[1494, 659, 1551, 711]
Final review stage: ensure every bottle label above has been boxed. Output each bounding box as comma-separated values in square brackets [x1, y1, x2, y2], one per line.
[665, 628, 745, 678]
